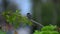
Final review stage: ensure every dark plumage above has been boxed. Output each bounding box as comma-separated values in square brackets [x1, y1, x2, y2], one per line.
[27, 13, 32, 19]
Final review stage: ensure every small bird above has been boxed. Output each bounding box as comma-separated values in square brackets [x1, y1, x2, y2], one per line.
[27, 13, 32, 19]
[27, 13, 44, 27]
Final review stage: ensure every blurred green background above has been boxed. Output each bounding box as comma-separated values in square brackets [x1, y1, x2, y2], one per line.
[32, 0, 60, 26]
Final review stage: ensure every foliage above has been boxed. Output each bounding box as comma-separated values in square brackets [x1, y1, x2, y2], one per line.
[21, 16, 32, 26]
[41, 25, 56, 31]
[2, 10, 32, 28]
[34, 25, 59, 34]
[2, 10, 21, 28]
[0, 30, 6, 34]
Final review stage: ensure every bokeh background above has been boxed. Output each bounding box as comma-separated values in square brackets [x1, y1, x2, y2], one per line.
[0, 0, 60, 34]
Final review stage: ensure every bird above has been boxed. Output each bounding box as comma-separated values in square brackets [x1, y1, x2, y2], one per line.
[27, 13, 44, 27]
[27, 13, 32, 19]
